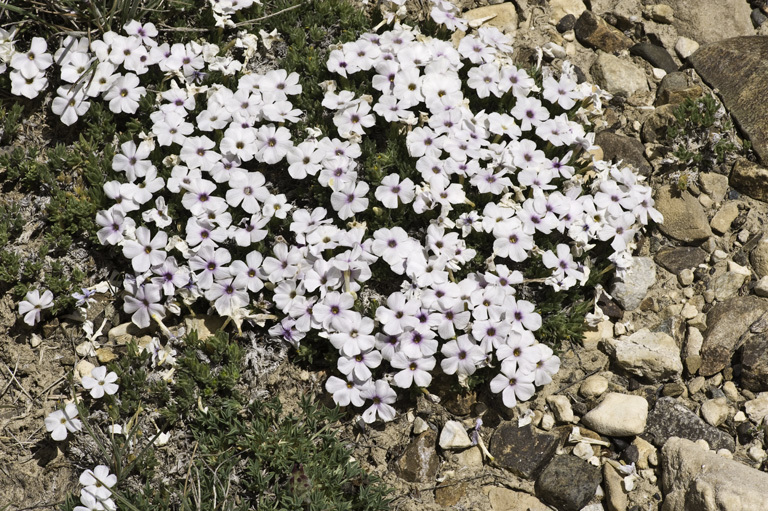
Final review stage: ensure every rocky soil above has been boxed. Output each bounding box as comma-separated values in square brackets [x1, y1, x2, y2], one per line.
[4, 0, 768, 509]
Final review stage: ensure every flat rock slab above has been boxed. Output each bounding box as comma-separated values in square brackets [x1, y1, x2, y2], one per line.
[654, 185, 712, 243]
[643, 397, 736, 452]
[654, 246, 709, 274]
[394, 429, 439, 483]
[664, 0, 753, 45]
[595, 130, 651, 176]
[582, 392, 649, 436]
[535, 455, 602, 511]
[604, 329, 683, 382]
[689, 37, 768, 164]
[661, 437, 768, 511]
[490, 422, 560, 480]
[700, 296, 768, 376]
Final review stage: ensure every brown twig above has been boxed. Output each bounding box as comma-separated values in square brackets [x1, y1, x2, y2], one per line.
[233, 3, 302, 27]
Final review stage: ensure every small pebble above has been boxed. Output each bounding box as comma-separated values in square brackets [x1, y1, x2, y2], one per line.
[717, 448, 733, 459]
[413, 417, 429, 435]
[754, 276, 768, 297]
[711, 249, 728, 263]
[733, 411, 747, 422]
[698, 193, 714, 208]
[688, 376, 706, 395]
[650, 3, 675, 23]
[678, 268, 695, 286]
[652, 67, 667, 80]
[547, 395, 575, 423]
[683, 287, 694, 299]
[540, 413, 555, 431]
[580, 374, 609, 399]
[748, 446, 767, 463]
[681, 303, 698, 319]
[439, 421, 473, 450]
[675, 36, 699, 59]
[722, 381, 740, 402]
[614, 322, 627, 336]
[737, 229, 751, 243]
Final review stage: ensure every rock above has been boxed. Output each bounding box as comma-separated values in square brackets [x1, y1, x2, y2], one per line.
[484, 487, 551, 511]
[744, 393, 768, 423]
[580, 374, 609, 399]
[700, 296, 768, 377]
[535, 455, 602, 511]
[678, 268, 694, 287]
[604, 329, 683, 382]
[755, 276, 768, 297]
[661, 437, 768, 511]
[709, 201, 739, 234]
[649, 3, 675, 24]
[547, 395, 575, 423]
[582, 393, 649, 436]
[95, 347, 118, 364]
[574, 11, 633, 53]
[698, 172, 729, 203]
[413, 417, 429, 435]
[630, 42, 678, 73]
[700, 397, 730, 427]
[611, 257, 656, 311]
[674, 36, 699, 59]
[709, 268, 749, 302]
[753, 8, 768, 28]
[689, 38, 768, 164]
[654, 246, 709, 274]
[664, 0, 753, 45]
[439, 420, 473, 450]
[394, 429, 439, 482]
[549, 0, 587, 24]
[442, 388, 476, 416]
[462, 4, 518, 34]
[183, 315, 225, 340]
[751, 236, 768, 278]
[435, 479, 466, 506]
[685, 326, 704, 359]
[540, 413, 555, 431]
[644, 397, 736, 452]
[455, 446, 483, 468]
[594, 130, 651, 176]
[74, 360, 95, 382]
[741, 335, 768, 392]
[653, 185, 713, 243]
[731, 158, 768, 201]
[557, 13, 577, 32]
[722, 381, 740, 402]
[603, 462, 628, 511]
[490, 422, 560, 479]
[591, 51, 649, 96]
[633, 436, 658, 469]
[107, 321, 145, 345]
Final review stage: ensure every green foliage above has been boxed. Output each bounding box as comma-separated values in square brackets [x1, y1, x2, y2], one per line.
[0, 102, 23, 144]
[665, 94, 744, 173]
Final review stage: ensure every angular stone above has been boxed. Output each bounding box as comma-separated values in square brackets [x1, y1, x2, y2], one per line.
[582, 393, 649, 436]
[557, 13, 577, 32]
[698, 172, 729, 203]
[674, 36, 699, 59]
[656, 73, 703, 106]
[653, 184, 713, 243]
[610, 256, 656, 311]
[591, 51, 649, 96]
[434, 479, 466, 506]
[603, 462, 628, 511]
[535, 455, 602, 511]
[580, 374, 609, 399]
[594, 130, 651, 176]
[654, 246, 709, 274]
[485, 487, 551, 511]
[664, 0, 753, 45]
[490, 422, 560, 479]
[604, 329, 683, 382]
[731, 158, 768, 201]
[462, 4, 518, 34]
[661, 437, 768, 511]
[689, 38, 768, 164]
[630, 42, 678, 73]
[741, 335, 768, 392]
[439, 420, 473, 450]
[708, 269, 749, 302]
[546, 395, 575, 423]
[700, 296, 768, 377]
[574, 10, 633, 53]
[644, 397, 736, 452]
[710, 202, 739, 234]
[649, 3, 675, 24]
[700, 397, 729, 427]
[394, 429, 439, 483]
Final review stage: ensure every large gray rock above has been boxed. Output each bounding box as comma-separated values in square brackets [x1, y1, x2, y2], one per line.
[644, 397, 736, 452]
[591, 51, 649, 96]
[595, 130, 651, 176]
[654, 246, 709, 274]
[664, 0, 754, 45]
[689, 38, 768, 164]
[653, 184, 712, 243]
[700, 296, 768, 377]
[604, 329, 683, 382]
[535, 455, 602, 511]
[582, 392, 649, 436]
[611, 256, 656, 311]
[740, 330, 768, 392]
[661, 437, 768, 511]
[462, 4, 518, 35]
[490, 422, 560, 480]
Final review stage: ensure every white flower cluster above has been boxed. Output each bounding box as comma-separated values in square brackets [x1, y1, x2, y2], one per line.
[7, 0, 663, 423]
[74, 465, 118, 511]
[209, 0, 262, 28]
